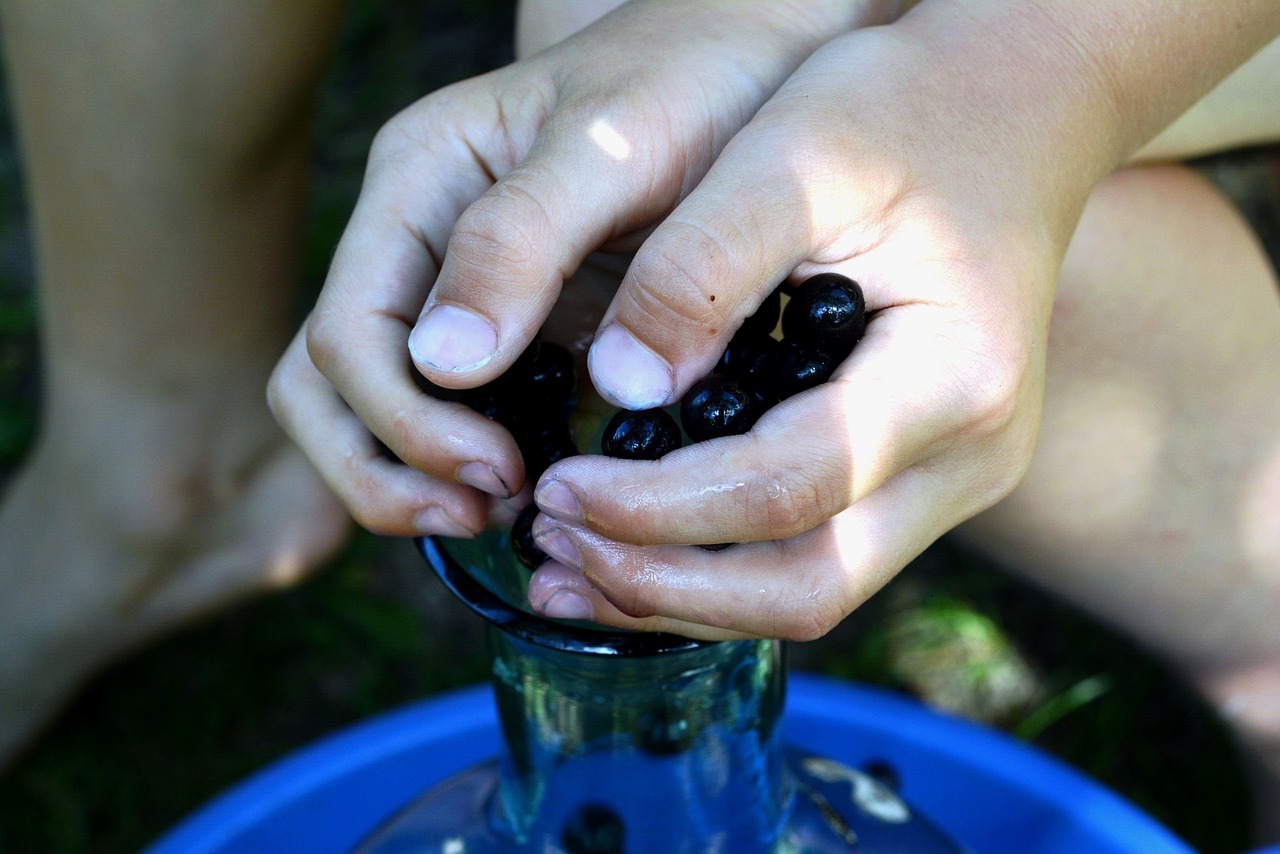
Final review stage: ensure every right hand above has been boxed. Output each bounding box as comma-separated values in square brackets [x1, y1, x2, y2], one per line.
[268, 0, 899, 537]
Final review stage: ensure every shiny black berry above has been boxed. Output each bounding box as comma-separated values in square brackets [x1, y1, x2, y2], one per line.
[462, 387, 513, 425]
[526, 341, 577, 410]
[782, 273, 865, 355]
[600, 408, 682, 460]
[718, 328, 781, 387]
[738, 284, 784, 338]
[561, 803, 625, 854]
[503, 337, 542, 384]
[511, 503, 548, 570]
[680, 375, 760, 442]
[516, 417, 579, 482]
[768, 340, 838, 400]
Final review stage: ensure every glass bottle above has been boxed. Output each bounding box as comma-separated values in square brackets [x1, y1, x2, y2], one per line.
[355, 536, 968, 853]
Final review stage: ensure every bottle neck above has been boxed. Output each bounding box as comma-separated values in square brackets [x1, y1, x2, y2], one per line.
[488, 628, 790, 852]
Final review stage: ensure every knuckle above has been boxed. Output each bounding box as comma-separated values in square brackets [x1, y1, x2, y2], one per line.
[773, 581, 847, 643]
[627, 220, 741, 331]
[957, 350, 1026, 438]
[368, 89, 458, 163]
[743, 459, 843, 541]
[598, 569, 660, 620]
[338, 462, 402, 536]
[368, 111, 425, 167]
[264, 366, 290, 422]
[449, 186, 545, 273]
[304, 310, 343, 378]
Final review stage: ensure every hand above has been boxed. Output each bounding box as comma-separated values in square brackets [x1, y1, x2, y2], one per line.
[524, 14, 1117, 640]
[528, 0, 1280, 639]
[268, 0, 897, 537]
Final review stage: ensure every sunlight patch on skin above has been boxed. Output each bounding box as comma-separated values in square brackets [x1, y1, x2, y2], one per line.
[588, 119, 631, 161]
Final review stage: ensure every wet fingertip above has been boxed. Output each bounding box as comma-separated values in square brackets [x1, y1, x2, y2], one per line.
[528, 560, 585, 602]
[457, 460, 513, 499]
[539, 588, 595, 621]
[535, 478, 583, 522]
[533, 526, 582, 570]
[413, 506, 479, 539]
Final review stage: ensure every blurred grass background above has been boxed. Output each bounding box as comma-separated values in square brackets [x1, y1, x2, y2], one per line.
[0, 1, 1267, 852]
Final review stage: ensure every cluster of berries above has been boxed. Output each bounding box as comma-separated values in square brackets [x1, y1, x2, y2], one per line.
[415, 338, 580, 571]
[421, 274, 867, 570]
[603, 272, 868, 465]
[416, 337, 580, 483]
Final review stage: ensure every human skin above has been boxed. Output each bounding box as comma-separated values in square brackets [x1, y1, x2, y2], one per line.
[274, 0, 904, 537]
[955, 163, 1280, 842]
[273, 8, 1280, 835]
[276, 0, 1280, 640]
[0, 0, 351, 769]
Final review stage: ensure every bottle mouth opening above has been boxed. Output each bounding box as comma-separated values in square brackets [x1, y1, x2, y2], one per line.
[418, 536, 715, 657]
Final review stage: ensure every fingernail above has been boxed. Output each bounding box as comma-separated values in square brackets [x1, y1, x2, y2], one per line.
[536, 479, 582, 522]
[457, 461, 512, 499]
[409, 304, 498, 373]
[540, 589, 594, 621]
[535, 528, 581, 570]
[588, 324, 674, 409]
[414, 506, 476, 538]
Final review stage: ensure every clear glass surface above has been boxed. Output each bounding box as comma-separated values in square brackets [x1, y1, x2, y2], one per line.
[354, 539, 970, 853]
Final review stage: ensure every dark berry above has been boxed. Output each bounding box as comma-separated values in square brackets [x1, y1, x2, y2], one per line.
[717, 331, 784, 408]
[781, 273, 865, 355]
[561, 804, 625, 854]
[738, 284, 784, 338]
[600, 408, 681, 460]
[511, 503, 548, 570]
[768, 340, 838, 400]
[412, 364, 515, 423]
[526, 341, 577, 410]
[679, 375, 760, 442]
[504, 337, 542, 382]
[462, 387, 512, 425]
[516, 417, 579, 482]
[488, 338, 543, 403]
[409, 356, 472, 403]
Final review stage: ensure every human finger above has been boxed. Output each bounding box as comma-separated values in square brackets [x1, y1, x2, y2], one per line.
[526, 464, 968, 640]
[539, 296, 1031, 546]
[269, 323, 491, 537]
[306, 119, 531, 496]
[412, 0, 900, 397]
[525, 560, 761, 641]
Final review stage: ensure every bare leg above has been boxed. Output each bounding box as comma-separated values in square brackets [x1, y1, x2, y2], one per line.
[957, 163, 1280, 842]
[0, 0, 351, 768]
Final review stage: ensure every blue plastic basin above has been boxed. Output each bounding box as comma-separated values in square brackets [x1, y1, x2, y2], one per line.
[145, 674, 1235, 853]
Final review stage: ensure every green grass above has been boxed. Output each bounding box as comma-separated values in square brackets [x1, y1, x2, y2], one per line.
[0, 2, 1258, 853]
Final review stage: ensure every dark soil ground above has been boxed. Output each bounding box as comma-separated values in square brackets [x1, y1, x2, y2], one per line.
[2, 3, 1276, 852]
